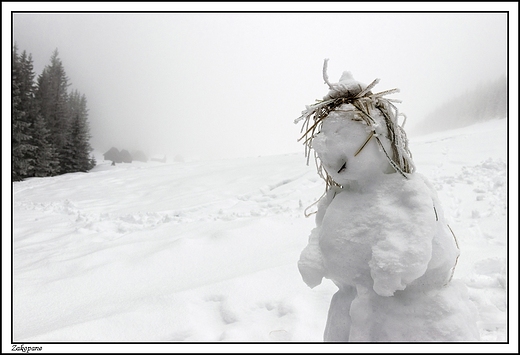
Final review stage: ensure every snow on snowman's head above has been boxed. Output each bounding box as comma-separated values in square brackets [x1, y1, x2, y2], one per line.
[323, 71, 367, 100]
[296, 62, 414, 188]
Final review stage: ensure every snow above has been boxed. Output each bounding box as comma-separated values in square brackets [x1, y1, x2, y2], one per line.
[9, 117, 514, 352]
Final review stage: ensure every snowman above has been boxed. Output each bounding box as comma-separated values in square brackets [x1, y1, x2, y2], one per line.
[296, 60, 480, 341]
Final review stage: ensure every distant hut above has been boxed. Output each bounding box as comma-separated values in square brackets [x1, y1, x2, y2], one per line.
[103, 147, 122, 163]
[131, 150, 148, 162]
[120, 149, 133, 163]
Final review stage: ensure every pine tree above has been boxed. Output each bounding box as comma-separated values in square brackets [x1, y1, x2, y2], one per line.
[12, 47, 45, 180]
[89, 154, 97, 170]
[12, 45, 32, 180]
[36, 49, 70, 174]
[66, 90, 95, 172]
[30, 113, 59, 177]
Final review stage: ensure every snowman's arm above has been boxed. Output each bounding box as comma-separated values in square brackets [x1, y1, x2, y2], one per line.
[298, 227, 325, 288]
[298, 187, 341, 288]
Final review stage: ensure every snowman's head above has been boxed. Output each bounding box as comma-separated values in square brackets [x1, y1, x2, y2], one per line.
[311, 103, 396, 185]
[296, 62, 414, 188]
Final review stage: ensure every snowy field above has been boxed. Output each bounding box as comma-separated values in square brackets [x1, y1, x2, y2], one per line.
[10, 118, 514, 352]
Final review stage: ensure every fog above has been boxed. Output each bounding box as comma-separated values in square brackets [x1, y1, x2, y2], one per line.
[9, 7, 509, 161]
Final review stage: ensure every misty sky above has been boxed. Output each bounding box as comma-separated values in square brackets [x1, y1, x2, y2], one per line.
[7, 6, 511, 161]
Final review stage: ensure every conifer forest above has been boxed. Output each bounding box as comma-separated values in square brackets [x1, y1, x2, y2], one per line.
[12, 46, 96, 181]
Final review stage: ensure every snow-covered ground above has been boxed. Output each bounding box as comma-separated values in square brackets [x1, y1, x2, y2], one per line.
[10, 118, 514, 352]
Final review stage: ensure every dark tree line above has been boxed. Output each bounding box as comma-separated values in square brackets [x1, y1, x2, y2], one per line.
[12, 46, 96, 181]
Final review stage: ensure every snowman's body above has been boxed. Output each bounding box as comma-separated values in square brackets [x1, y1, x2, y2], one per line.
[298, 71, 480, 341]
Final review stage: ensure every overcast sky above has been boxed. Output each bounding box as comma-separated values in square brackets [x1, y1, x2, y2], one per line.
[6, 4, 513, 161]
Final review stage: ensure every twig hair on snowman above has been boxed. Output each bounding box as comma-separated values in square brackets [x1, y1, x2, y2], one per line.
[295, 59, 480, 342]
[295, 59, 414, 199]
